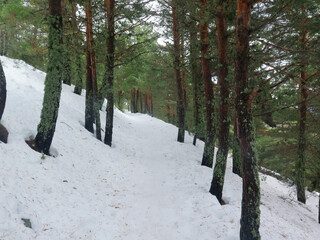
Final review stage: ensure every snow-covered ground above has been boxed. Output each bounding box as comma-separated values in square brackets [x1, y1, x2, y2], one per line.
[0, 56, 319, 240]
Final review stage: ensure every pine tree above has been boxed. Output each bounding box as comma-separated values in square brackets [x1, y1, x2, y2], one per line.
[104, 0, 115, 146]
[34, 0, 63, 155]
[71, 1, 83, 95]
[172, 0, 185, 143]
[209, 1, 231, 204]
[235, 1, 260, 239]
[200, 0, 215, 168]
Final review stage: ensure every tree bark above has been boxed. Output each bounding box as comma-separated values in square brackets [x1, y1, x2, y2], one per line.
[235, 1, 261, 239]
[84, 0, 95, 134]
[0, 60, 6, 121]
[209, 7, 230, 204]
[232, 112, 242, 176]
[61, 0, 72, 86]
[189, 15, 202, 146]
[34, 0, 63, 155]
[104, 0, 115, 146]
[296, 60, 307, 204]
[72, 2, 83, 95]
[172, 0, 185, 143]
[200, 0, 215, 168]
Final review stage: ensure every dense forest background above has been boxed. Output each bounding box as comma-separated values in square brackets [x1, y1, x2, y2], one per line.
[0, 0, 319, 237]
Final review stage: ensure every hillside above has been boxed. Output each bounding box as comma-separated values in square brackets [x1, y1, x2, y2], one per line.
[0, 56, 319, 239]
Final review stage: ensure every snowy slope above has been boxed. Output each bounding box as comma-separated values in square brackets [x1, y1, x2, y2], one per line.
[0, 56, 319, 240]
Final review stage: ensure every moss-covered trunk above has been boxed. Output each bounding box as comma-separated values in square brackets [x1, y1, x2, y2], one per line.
[209, 8, 230, 204]
[200, 0, 215, 168]
[34, 0, 63, 155]
[104, 0, 115, 146]
[0, 60, 6, 121]
[62, 0, 72, 86]
[235, 1, 260, 239]
[172, 0, 185, 143]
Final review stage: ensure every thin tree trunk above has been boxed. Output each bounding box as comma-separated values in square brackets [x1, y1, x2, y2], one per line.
[296, 14, 308, 203]
[104, 0, 115, 146]
[85, 0, 101, 141]
[84, 0, 94, 133]
[232, 112, 242, 176]
[150, 94, 153, 116]
[139, 90, 143, 113]
[0, 60, 6, 121]
[189, 17, 201, 146]
[209, 7, 230, 204]
[172, 0, 185, 143]
[200, 0, 215, 168]
[235, 1, 260, 239]
[72, 2, 83, 95]
[34, 0, 63, 155]
[296, 61, 307, 204]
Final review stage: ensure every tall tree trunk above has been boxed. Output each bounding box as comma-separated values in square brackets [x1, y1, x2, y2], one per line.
[34, 0, 63, 155]
[232, 112, 242, 176]
[235, 1, 260, 239]
[209, 7, 230, 204]
[296, 58, 307, 204]
[200, 0, 215, 168]
[189, 16, 201, 146]
[104, 0, 115, 146]
[72, 2, 83, 95]
[172, 0, 185, 143]
[86, 0, 101, 141]
[296, 12, 308, 203]
[84, 0, 94, 133]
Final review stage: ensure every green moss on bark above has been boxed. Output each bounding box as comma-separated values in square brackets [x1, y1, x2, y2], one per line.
[34, 7, 63, 155]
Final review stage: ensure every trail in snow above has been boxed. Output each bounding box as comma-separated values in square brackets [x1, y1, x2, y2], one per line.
[0, 56, 319, 240]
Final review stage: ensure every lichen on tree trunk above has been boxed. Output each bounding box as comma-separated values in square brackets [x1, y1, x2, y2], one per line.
[34, 0, 63, 155]
[235, 1, 261, 239]
[209, 7, 230, 204]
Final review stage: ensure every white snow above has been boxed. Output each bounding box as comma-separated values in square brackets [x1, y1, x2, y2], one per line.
[0, 56, 319, 239]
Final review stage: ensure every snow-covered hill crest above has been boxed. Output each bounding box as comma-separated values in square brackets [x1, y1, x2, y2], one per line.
[0, 56, 319, 239]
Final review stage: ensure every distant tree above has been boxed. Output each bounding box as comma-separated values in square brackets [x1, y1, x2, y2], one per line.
[34, 0, 63, 154]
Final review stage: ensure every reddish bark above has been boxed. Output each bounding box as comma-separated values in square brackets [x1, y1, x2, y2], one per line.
[235, 1, 260, 239]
